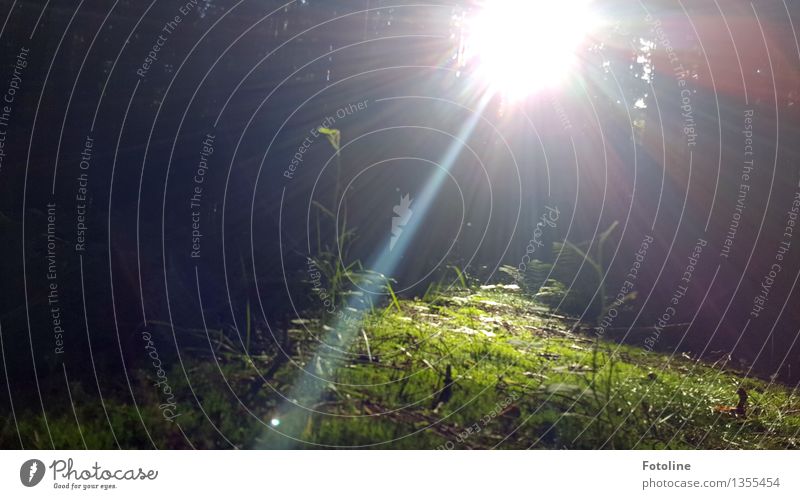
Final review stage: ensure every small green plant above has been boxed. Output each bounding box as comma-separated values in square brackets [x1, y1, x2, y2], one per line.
[502, 221, 626, 323]
[447, 265, 470, 289]
[384, 277, 402, 313]
[421, 280, 445, 303]
[306, 203, 400, 320]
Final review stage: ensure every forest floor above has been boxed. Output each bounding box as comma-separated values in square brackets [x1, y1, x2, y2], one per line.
[5, 285, 800, 449]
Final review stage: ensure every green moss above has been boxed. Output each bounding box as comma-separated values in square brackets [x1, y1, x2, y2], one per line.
[4, 287, 798, 449]
[280, 287, 799, 449]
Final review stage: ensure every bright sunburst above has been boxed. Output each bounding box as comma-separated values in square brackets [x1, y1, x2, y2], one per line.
[463, 0, 600, 99]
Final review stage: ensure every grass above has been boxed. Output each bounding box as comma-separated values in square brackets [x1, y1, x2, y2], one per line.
[3, 285, 799, 449]
[262, 285, 800, 449]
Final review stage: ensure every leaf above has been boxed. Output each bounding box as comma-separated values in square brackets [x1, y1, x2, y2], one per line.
[712, 388, 748, 417]
[318, 127, 341, 152]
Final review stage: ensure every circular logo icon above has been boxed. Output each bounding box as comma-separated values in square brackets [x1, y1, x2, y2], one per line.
[20, 459, 45, 487]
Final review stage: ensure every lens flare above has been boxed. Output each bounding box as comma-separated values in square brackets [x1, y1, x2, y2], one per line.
[464, 0, 600, 99]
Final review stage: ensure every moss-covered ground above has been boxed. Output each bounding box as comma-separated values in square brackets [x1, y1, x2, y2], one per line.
[5, 286, 799, 449]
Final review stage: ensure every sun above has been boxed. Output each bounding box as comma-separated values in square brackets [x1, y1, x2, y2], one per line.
[463, 0, 600, 100]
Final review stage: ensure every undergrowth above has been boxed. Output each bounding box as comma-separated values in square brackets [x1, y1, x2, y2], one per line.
[4, 286, 798, 449]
